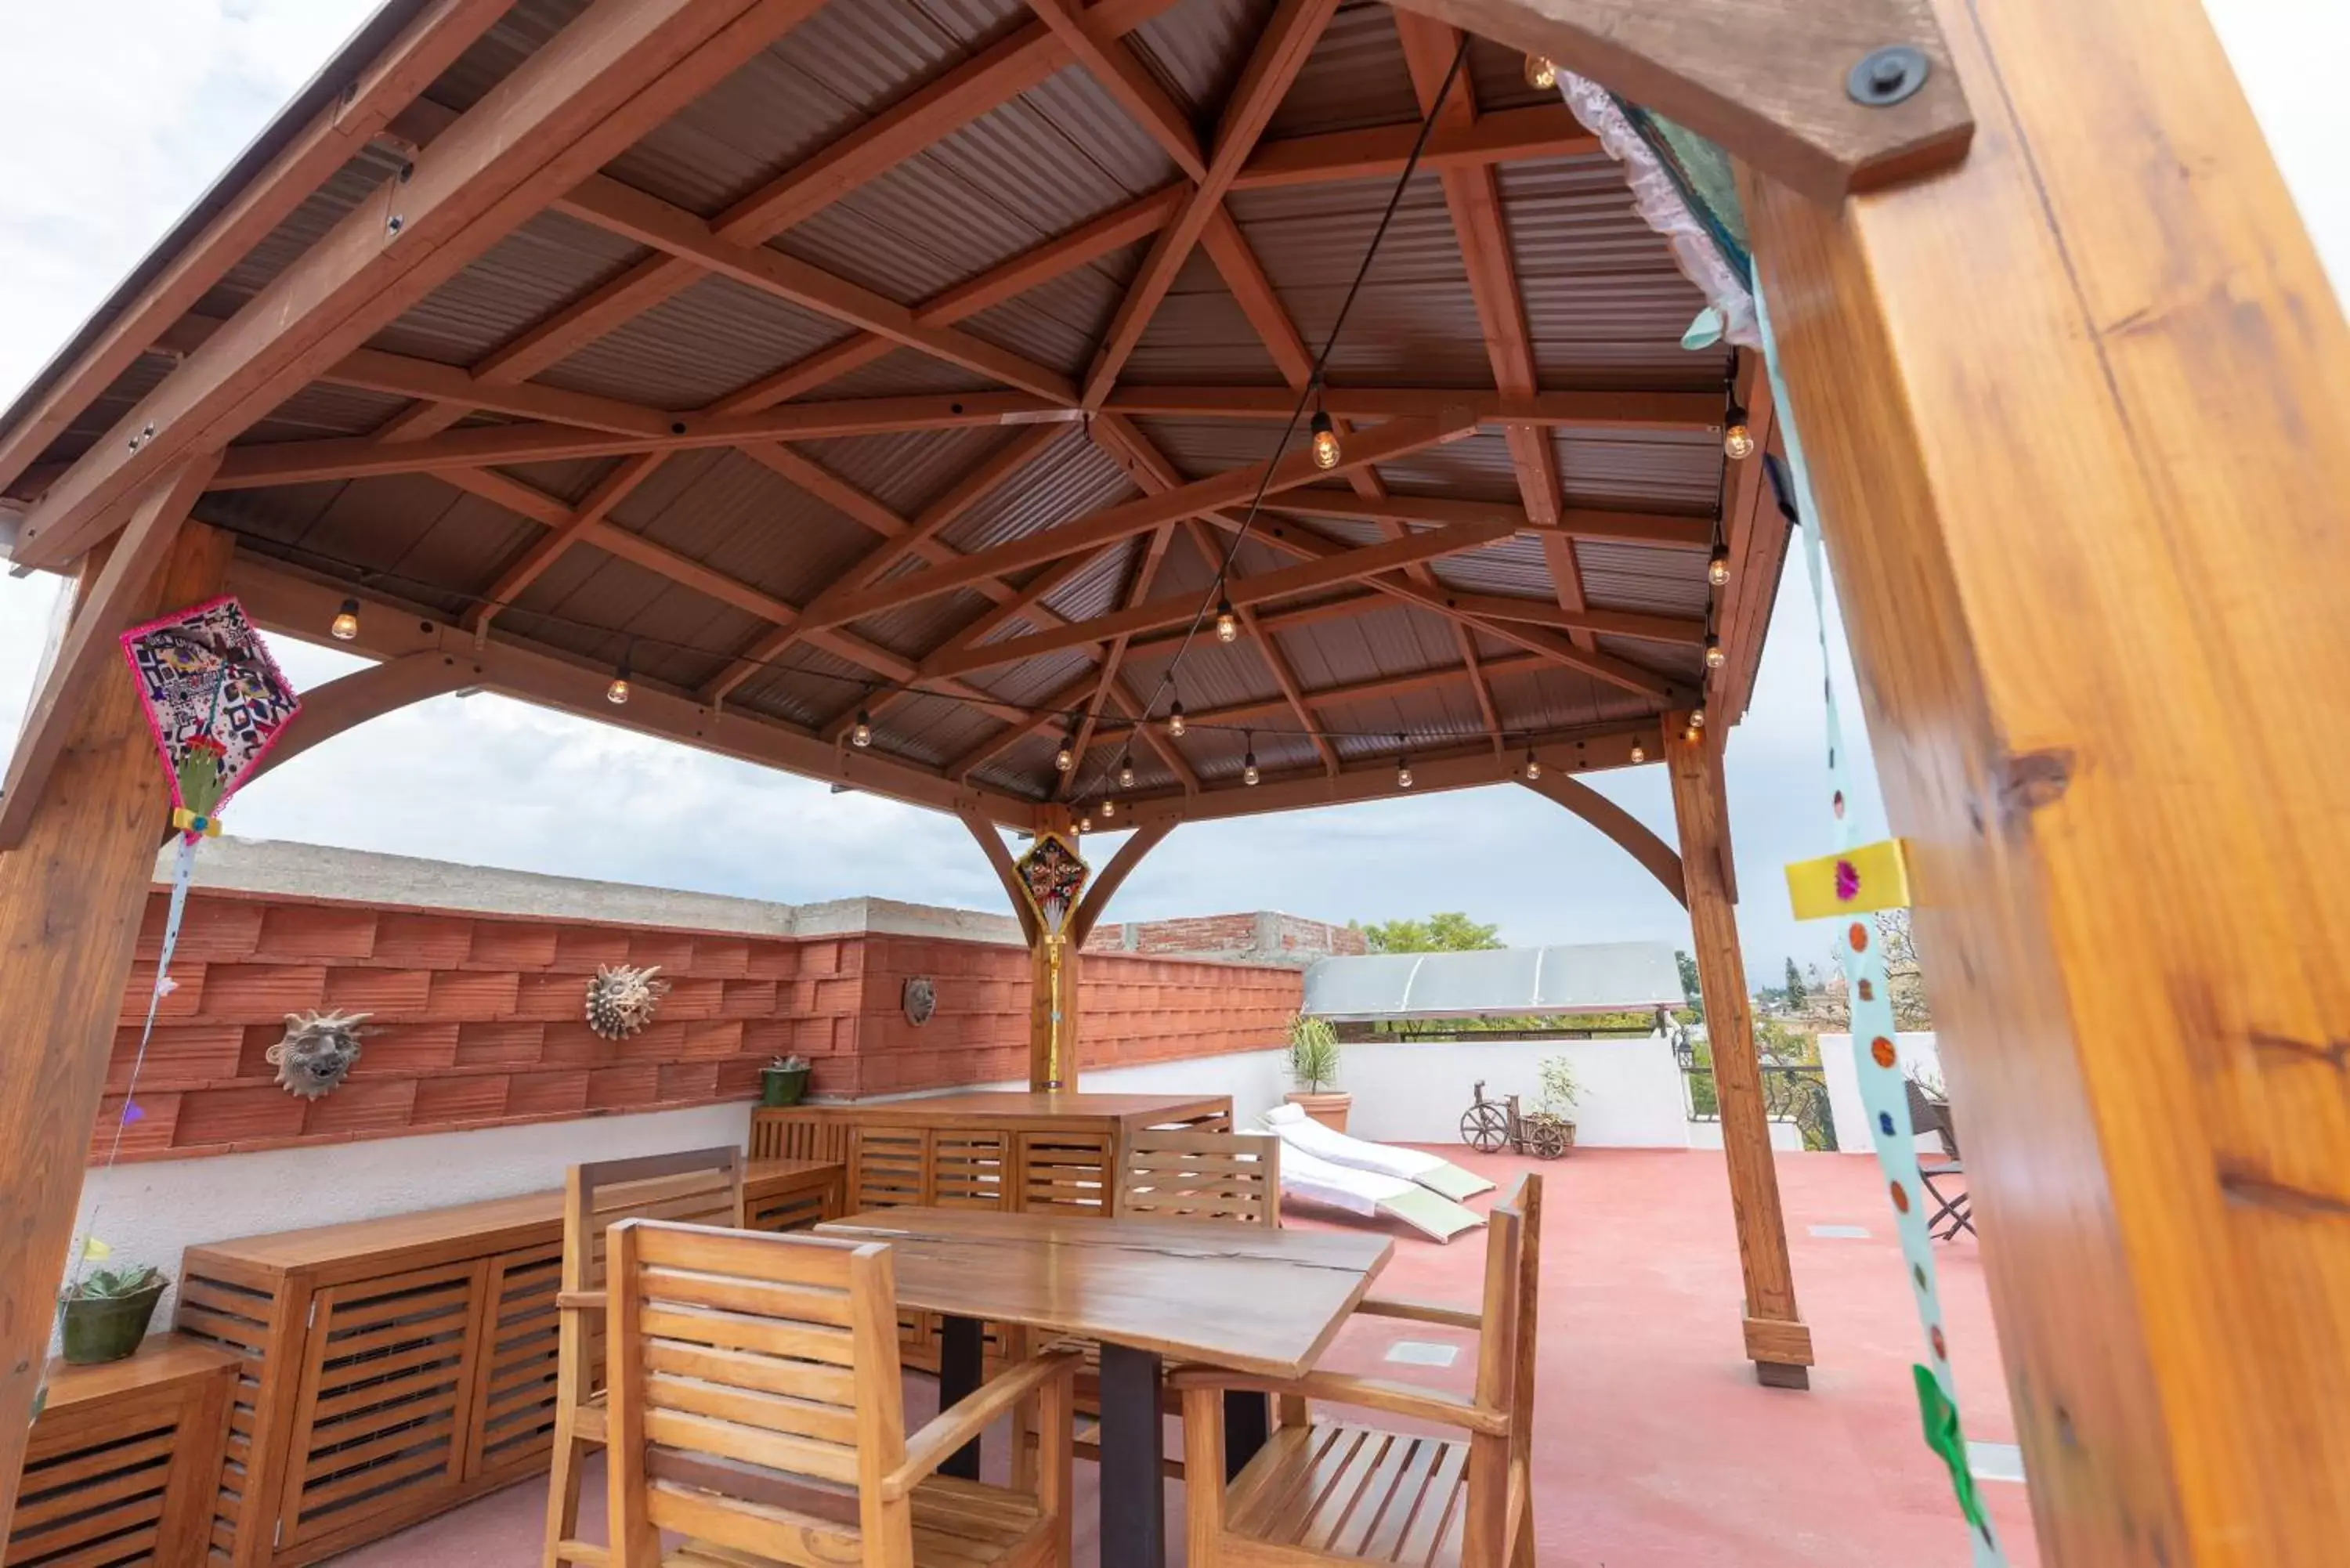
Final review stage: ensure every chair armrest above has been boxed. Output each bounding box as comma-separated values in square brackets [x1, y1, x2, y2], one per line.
[1165, 1367, 1506, 1436]
[885, 1349, 1082, 1499]
[1353, 1295, 1482, 1331]
[555, 1289, 606, 1313]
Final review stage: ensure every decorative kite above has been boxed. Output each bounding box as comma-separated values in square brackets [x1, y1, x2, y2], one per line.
[118, 594, 302, 836]
[1013, 831, 1090, 1090]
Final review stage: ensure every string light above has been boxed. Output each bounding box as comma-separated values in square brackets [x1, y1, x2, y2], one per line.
[851, 709, 873, 747]
[1705, 634, 1726, 670]
[1523, 53, 1557, 89]
[1100, 796, 1115, 819]
[1682, 724, 1701, 743]
[1708, 546, 1731, 587]
[1523, 746, 1542, 782]
[1629, 739, 1647, 764]
[1723, 403, 1755, 461]
[1215, 598, 1238, 643]
[1075, 815, 1088, 834]
[330, 598, 361, 641]
[1118, 755, 1136, 789]
[606, 649, 631, 706]
[1309, 411, 1341, 470]
[1397, 735, 1413, 789]
[1167, 701, 1187, 738]
[1688, 703, 1707, 728]
[1242, 732, 1260, 786]
[1054, 733, 1076, 772]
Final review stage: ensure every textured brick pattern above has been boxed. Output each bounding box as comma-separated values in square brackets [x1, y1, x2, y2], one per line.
[1080, 910, 1366, 962]
[99, 889, 1306, 1163]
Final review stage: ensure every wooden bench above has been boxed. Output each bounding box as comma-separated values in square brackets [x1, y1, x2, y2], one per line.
[9, 1335, 238, 1568]
[172, 1158, 841, 1568]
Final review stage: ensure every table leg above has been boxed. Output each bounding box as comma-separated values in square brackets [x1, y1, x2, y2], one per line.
[938, 1315, 984, 1480]
[1097, 1342, 1166, 1568]
[1224, 1389, 1270, 1480]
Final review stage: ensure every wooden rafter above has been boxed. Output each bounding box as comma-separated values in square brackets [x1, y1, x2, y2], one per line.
[1054, 522, 1177, 798]
[13, 0, 833, 570]
[1269, 491, 1713, 547]
[1177, 649, 1553, 732]
[1078, 0, 1340, 407]
[1180, 519, 1341, 775]
[1026, 0, 1206, 180]
[1231, 103, 1595, 190]
[1100, 385, 1716, 428]
[0, 0, 512, 496]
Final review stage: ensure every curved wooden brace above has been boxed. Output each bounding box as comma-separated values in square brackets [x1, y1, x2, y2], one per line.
[1069, 820, 1173, 948]
[960, 804, 1042, 948]
[247, 652, 475, 789]
[1517, 773, 1684, 908]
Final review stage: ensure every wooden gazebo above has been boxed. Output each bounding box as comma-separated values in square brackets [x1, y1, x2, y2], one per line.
[1, 0, 2344, 1560]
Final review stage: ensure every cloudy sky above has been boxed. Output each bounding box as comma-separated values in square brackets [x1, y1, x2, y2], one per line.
[1, 1, 2336, 983]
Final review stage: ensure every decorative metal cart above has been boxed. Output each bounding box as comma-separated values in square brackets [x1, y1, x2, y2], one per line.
[1459, 1079, 1571, 1160]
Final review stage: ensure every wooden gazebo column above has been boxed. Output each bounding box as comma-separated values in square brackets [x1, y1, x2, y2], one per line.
[1665, 719, 1811, 1387]
[0, 512, 229, 1525]
[1740, 0, 2350, 1559]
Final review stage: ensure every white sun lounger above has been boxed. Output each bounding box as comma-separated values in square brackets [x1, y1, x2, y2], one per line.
[1261, 1103, 1499, 1203]
[1276, 1143, 1486, 1244]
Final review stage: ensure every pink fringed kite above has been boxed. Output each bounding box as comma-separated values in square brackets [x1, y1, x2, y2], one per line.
[118, 594, 302, 837]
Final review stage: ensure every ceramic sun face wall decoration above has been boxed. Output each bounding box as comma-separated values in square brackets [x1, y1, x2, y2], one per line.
[266, 1010, 373, 1098]
[585, 963, 669, 1040]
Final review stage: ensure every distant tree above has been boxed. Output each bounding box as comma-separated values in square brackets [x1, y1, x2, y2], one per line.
[1360, 912, 1502, 954]
[1676, 949, 1705, 1021]
[1875, 909, 1934, 1029]
[1783, 957, 1809, 1008]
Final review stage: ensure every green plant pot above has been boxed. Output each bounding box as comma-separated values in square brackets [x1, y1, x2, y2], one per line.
[60, 1283, 166, 1365]
[761, 1066, 811, 1107]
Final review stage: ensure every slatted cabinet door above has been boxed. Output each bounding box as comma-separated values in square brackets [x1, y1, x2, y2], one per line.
[1017, 1132, 1112, 1215]
[464, 1241, 563, 1485]
[173, 1265, 280, 1565]
[274, 1260, 486, 1552]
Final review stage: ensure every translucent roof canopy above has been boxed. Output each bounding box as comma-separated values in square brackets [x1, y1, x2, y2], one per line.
[1301, 942, 1683, 1021]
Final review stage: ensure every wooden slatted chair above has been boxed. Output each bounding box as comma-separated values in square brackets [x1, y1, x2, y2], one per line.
[604, 1219, 1079, 1568]
[1117, 1129, 1281, 1227]
[544, 1147, 747, 1568]
[1171, 1173, 1544, 1568]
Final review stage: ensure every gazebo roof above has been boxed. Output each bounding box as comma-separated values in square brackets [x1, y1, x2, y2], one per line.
[0, 0, 1788, 832]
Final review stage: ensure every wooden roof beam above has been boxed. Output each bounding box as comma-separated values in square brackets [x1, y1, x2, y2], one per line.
[0, 0, 512, 496]
[1108, 677, 1199, 793]
[14, 0, 831, 571]
[1054, 522, 1177, 798]
[1231, 103, 1597, 191]
[1270, 490, 1713, 548]
[803, 412, 1472, 630]
[1025, 0, 1206, 181]
[1101, 384, 1719, 429]
[1178, 520, 1341, 775]
[1078, 0, 1340, 407]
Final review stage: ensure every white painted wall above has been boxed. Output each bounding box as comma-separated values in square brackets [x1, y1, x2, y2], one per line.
[69, 1100, 750, 1349]
[1334, 1034, 1694, 1147]
[1685, 1119, 1804, 1153]
[1817, 1031, 1943, 1155]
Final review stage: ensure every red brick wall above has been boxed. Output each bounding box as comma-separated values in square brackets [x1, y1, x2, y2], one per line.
[1080, 911, 1366, 961]
[98, 887, 1303, 1162]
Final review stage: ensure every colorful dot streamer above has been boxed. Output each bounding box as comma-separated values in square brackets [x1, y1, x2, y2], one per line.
[1753, 272, 2011, 1566]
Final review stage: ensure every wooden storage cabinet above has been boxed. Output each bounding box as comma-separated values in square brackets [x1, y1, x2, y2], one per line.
[6, 1338, 238, 1568]
[174, 1158, 840, 1568]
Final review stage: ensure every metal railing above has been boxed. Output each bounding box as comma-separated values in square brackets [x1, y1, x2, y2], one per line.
[1675, 1033, 1839, 1151]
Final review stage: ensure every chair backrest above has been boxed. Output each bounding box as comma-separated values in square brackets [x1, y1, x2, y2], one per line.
[1904, 1079, 1961, 1159]
[605, 1219, 906, 1567]
[564, 1146, 748, 1296]
[1472, 1173, 1542, 1451]
[1118, 1129, 1281, 1226]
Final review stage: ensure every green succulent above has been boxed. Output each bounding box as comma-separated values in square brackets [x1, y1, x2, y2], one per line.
[67, 1266, 166, 1302]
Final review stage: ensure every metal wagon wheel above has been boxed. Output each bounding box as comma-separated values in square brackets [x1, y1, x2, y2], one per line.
[1459, 1101, 1508, 1153]
[1528, 1118, 1569, 1161]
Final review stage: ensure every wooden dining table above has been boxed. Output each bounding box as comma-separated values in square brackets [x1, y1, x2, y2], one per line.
[817, 1206, 1394, 1568]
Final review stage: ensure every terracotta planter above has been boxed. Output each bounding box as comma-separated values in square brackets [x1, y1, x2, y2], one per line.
[1285, 1090, 1352, 1134]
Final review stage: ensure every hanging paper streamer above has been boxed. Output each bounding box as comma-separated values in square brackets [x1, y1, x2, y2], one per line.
[1754, 276, 2011, 1567]
[118, 594, 302, 836]
[1012, 832, 1090, 1091]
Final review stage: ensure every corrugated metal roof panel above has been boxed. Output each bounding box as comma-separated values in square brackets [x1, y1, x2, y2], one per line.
[1554, 428, 1722, 513]
[1265, 1, 1416, 138]
[538, 273, 851, 410]
[1574, 538, 1712, 617]
[367, 209, 649, 370]
[1130, 0, 1264, 111]
[608, 446, 877, 606]
[246, 382, 414, 444]
[808, 348, 999, 400]
[208, 150, 412, 309]
[941, 426, 1137, 552]
[795, 425, 1007, 516]
[1427, 535, 1553, 598]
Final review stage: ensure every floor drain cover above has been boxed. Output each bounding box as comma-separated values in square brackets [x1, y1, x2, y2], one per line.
[1809, 1223, 1872, 1239]
[1384, 1341, 1459, 1367]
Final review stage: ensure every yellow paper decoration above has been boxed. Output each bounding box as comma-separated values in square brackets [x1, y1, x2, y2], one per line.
[1785, 838, 1913, 919]
[81, 1237, 112, 1261]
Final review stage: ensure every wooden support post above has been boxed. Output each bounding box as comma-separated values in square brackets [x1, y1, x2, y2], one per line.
[1743, 0, 2350, 1554]
[1029, 936, 1081, 1093]
[0, 520, 233, 1539]
[1665, 720, 1812, 1387]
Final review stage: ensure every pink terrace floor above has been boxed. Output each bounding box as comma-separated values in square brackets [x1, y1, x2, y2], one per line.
[338, 1148, 2036, 1568]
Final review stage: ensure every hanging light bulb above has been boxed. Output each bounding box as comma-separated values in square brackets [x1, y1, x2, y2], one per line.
[1688, 703, 1707, 728]
[1397, 754, 1414, 789]
[606, 645, 633, 705]
[1215, 598, 1238, 643]
[1708, 546, 1731, 588]
[851, 709, 873, 748]
[1705, 634, 1726, 670]
[1682, 723, 1701, 743]
[1722, 404, 1755, 461]
[1054, 733, 1076, 773]
[330, 598, 361, 641]
[1309, 410, 1342, 471]
[1100, 796, 1116, 819]
[1523, 746, 1542, 782]
[1075, 815, 1088, 835]
[1167, 701, 1187, 739]
[1242, 732, 1260, 787]
[1118, 755, 1136, 790]
[1629, 739, 1647, 764]
[1523, 53, 1558, 90]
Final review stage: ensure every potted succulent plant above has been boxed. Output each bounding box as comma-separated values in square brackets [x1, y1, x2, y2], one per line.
[761, 1053, 812, 1107]
[1283, 1015, 1350, 1133]
[60, 1265, 170, 1365]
